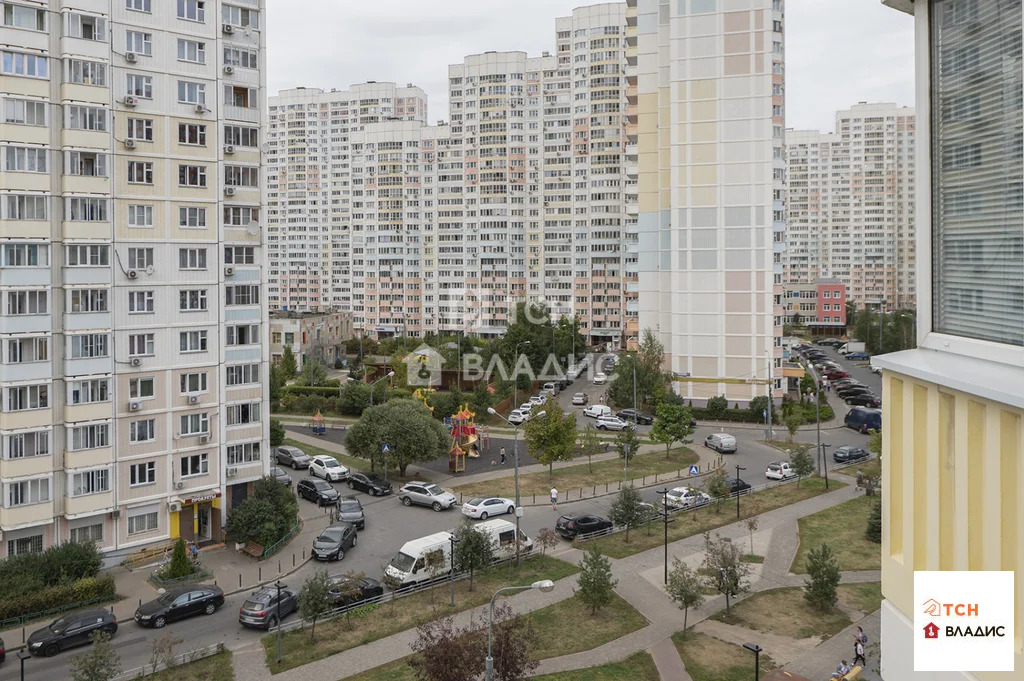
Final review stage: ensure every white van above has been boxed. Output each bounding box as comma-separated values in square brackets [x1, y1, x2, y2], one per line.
[384, 531, 453, 588]
[472, 519, 533, 557]
[583, 404, 612, 418]
[704, 432, 738, 454]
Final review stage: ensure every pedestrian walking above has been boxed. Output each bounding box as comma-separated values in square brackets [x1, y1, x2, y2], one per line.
[855, 625, 867, 645]
[550, 487, 558, 510]
[500, 447, 506, 465]
[853, 640, 866, 667]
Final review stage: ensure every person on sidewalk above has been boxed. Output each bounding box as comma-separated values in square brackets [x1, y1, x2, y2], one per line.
[855, 625, 867, 645]
[550, 487, 558, 510]
[853, 640, 866, 667]
[500, 447, 506, 465]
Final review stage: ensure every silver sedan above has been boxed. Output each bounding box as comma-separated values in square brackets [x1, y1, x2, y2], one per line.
[461, 496, 516, 519]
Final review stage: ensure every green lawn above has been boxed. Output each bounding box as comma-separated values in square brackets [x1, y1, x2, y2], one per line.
[533, 651, 662, 681]
[790, 493, 881, 573]
[711, 587, 851, 640]
[282, 437, 366, 472]
[144, 650, 233, 681]
[262, 555, 578, 673]
[837, 581, 883, 615]
[584, 477, 844, 559]
[673, 632, 775, 681]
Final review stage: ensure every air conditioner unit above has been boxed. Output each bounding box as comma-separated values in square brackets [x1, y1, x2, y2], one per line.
[129, 400, 141, 411]
[195, 104, 208, 114]
[226, 467, 238, 477]
[123, 95, 139, 107]
[224, 186, 236, 196]
[168, 501, 182, 513]
[199, 435, 210, 444]
[223, 65, 234, 75]
[174, 481, 185, 490]
[111, 509, 121, 519]
[224, 144, 235, 154]
[188, 395, 200, 405]
[222, 23, 234, 34]
[127, 269, 139, 279]
[224, 266, 235, 276]
[124, 138, 136, 149]
[130, 357, 142, 367]
[126, 52, 137, 63]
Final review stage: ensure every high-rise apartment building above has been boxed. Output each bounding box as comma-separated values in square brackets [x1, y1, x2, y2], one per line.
[786, 103, 916, 310]
[0, 0, 269, 560]
[633, 0, 788, 404]
[879, 1, 1023, 679]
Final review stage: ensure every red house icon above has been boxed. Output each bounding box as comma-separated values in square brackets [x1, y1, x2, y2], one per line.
[924, 622, 940, 639]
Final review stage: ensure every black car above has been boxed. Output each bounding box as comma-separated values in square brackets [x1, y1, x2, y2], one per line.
[135, 585, 224, 628]
[726, 478, 752, 496]
[837, 386, 873, 399]
[0, 635, 5, 663]
[845, 394, 881, 408]
[312, 522, 357, 561]
[616, 409, 654, 425]
[239, 585, 298, 629]
[555, 514, 613, 539]
[275, 446, 311, 469]
[326, 575, 384, 607]
[297, 478, 340, 506]
[336, 496, 366, 530]
[270, 466, 293, 486]
[346, 471, 392, 496]
[27, 609, 117, 657]
[833, 445, 871, 463]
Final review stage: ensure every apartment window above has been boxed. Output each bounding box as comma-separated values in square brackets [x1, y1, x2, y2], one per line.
[180, 371, 207, 393]
[70, 423, 109, 451]
[4, 195, 47, 220]
[127, 161, 153, 184]
[180, 452, 208, 477]
[223, 205, 259, 226]
[271, 332, 280, 344]
[71, 468, 110, 496]
[226, 402, 260, 425]
[6, 430, 49, 459]
[225, 323, 258, 346]
[70, 378, 109, 405]
[127, 290, 154, 313]
[127, 118, 153, 141]
[177, 81, 205, 105]
[177, 39, 205, 64]
[931, 0, 1024, 346]
[226, 441, 260, 465]
[67, 244, 109, 266]
[179, 248, 207, 270]
[67, 13, 106, 41]
[67, 198, 108, 221]
[127, 204, 153, 228]
[129, 461, 155, 486]
[6, 477, 49, 507]
[127, 511, 157, 535]
[225, 285, 259, 305]
[68, 59, 106, 86]
[126, 0, 152, 13]
[67, 104, 107, 131]
[7, 336, 47, 363]
[128, 333, 155, 356]
[224, 246, 255, 264]
[177, 0, 205, 22]
[4, 243, 46, 267]
[179, 330, 207, 352]
[7, 534, 43, 555]
[66, 151, 108, 177]
[224, 125, 258, 147]
[3, 97, 45, 125]
[126, 30, 152, 56]
[4, 146, 47, 172]
[223, 47, 257, 69]
[1, 51, 47, 78]
[179, 289, 207, 311]
[225, 85, 256, 108]
[179, 412, 209, 436]
[129, 377, 154, 399]
[69, 289, 105, 313]
[178, 123, 206, 146]
[222, 4, 258, 28]
[126, 74, 152, 98]
[69, 334, 107, 359]
[179, 206, 207, 228]
[9, 290, 47, 315]
[178, 164, 207, 187]
[69, 524, 103, 544]
[3, 3, 45, 30]
[127, 247, 153, 270]
[225, 165, 258, 187]
[225, 363, 259, 385]
[129, 419, 155, 443]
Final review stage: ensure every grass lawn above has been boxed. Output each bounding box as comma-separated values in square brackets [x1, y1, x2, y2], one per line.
[452, 447, 698, 500]
[583, 477, 843, 559]
[741, 554, 765, 563]
[851, 458, 881, 480]
[673, 632, 776, 681]
[790, 493, 881, 573]
[837, 581, 883, 615]
[262, 555, 578, 673]
[144, 650, 234, 681]
[712, 587, 851, 640]
[344, 651, 661, 681]
[282, 437, 365, 472]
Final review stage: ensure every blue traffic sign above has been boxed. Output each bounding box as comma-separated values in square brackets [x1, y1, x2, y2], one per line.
[762, 409, 767, 418]
[688, 465, 700, 477]
[381, 444, 391, 454]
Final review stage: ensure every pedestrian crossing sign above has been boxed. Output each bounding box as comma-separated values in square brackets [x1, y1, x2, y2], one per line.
[689, 465, 699, 476]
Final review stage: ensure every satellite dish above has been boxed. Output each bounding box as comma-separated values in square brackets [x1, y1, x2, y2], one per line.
[145, 265, 155, 275]
[245, 220, 261, 236]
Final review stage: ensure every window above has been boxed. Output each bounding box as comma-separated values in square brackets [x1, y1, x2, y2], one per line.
[225, 285, 259, 305]
[4, 146, 47, 172]
[179, 330, 207, 352]
[128, 290, 154, 313]
[179, 248, 207, 270]
[226, 441, 260, 465]
[7, 384, 48, 411]
[129, 419, 155, 443]
[7, 336, 47, 363]
[67, 244, 109, 266]
[126, 30, 152, 56]
[69, 334, 107, 359]
[177, 81, 205, 105]
[71, 468, 110, 496]
[224, 125, 258, 147]
[931, 0, 1024, 346]
[127, 118, 153, 141]
[70, 378, 109, 405]
[224, 246, 255, 264]
[128, 333, 155, 356]
[9, 290, 47, 315]
[70, 424, 109, 451]
[67, 198, 108, 221]
[8, 534, 43, 555]
[178, 164, 207, 187]
[177, 39, 205, 64]
[284, 332, 294, 345]
[6, 430, 49, 459]
[179, 289, 208, 311]
[223, 47, 257, 69]
[129, 461, 156, 486]
[69, 289, 106, 313]
[223, 205, 259, 226]
[67, 105, 107, 131]
[127, 161, 153, 184]
[225, 363, 259, 385]
[69, 524, 103, 544]
[177, 0, 205, 22]
[127, 511, 157, 535]
[5, 195, 47, 220]
[127, 204, 153, 228]
[3, 3, 45, 30]
[226, 402, 260, 425]
[178, 123, 206, 145]
[4, 243, 47, 267]
[225, 85, 257, 108]
[180, 412, 209, 436]
[66, 151, 108, 177]
[127, 247, 153, 270]
[180, 371, 207, 393]
[180, 452, 209, 477]
[126, 0, 152, 12]
[6, 478, 49, 507]
[225, 324, 258, 345]
[66, 13, 106, 41]
[126, 73, 152, 98]
[129, 377, 154, 399]
[3, 97, 45, 125]
[68, 59, 106, 86]
[225, 165, 258, 187]
[2, 51, 47, 78]
[179, 206, 207, 228]
[271, 332, 280, 344]
[222, 4, 258, 28]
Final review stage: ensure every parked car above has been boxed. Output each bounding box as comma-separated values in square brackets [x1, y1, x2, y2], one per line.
[556, 378, 572, 390]
[845, 394, 881, 408]
[593, 372, 607, 385]
[346, 471, 392, 496]
[555, 514, 613, 539]
[336, 497, 366, 530]
[571, 392, 589, 405]
[832, 445, 871, 464]
[275, 446, 311, 470]
[309, 455, 349, 482]
[270, 466, 293, 487]
[870, 365, 882, 375]
[529, 395, 545, 406]
[462, 496, 516, 519]
[616, 409, 654, 425]
[765, 461, 796, 480]
[726, 478, 752, 496]
[543, 382, 560, 395]
[845, 352, 871, 360]
[704, 433, 738, 454]
[824, 370, 850, 380]
[665, 486, 711, 509]
[507, 409, 528, 425]
[519, 402, 535, 413]
[583, 404, 612, 419]
[816, 338, 840, 346]
[135, 585, 224, 628]
[238, 585, 298, 630]
[845, 407, 882, 434]
[398, 482, 458, 511]
[27, 609, 118, 657]
[313, 522, 357, 561]
[297, 478, 340, 506]
[596, 415, 634, 431]
[326, 575, 384, 608]
[837, 385, 873, 398]
[0, 635, 5, 663]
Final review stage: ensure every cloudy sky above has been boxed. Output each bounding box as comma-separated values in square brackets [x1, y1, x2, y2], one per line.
[265, 0, 915, 134]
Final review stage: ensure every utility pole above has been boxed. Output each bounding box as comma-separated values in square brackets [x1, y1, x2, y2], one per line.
[735, 464, 746, 519]
[766, 350, 773, 439]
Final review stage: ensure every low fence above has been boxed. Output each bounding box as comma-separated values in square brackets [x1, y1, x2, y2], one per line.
[124, 539, 178, 571]
[115, 642, 224, 680]
[261, 523, 301, 561]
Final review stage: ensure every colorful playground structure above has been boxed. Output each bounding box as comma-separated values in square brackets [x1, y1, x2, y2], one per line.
[309, 410, 326, 436]
[448, 404, 490, 473]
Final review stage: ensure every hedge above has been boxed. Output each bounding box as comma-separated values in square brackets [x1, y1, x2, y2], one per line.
[691, 407, 779, 424]
[282, 385, 341, 398]
[0, 574, 116, 624]
[0, 540, 101, 600]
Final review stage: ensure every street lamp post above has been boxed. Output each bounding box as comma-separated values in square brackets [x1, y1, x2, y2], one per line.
[485, 581, 556, 681]
[742, 642, 763, 681]
[656, 488, 676, 585]
[275, 580, 284, 665]
[18, 649, 29, 681]
[806, 361, 823, 476]
[820, 442, 831, 490]
[512, 340, 531, 410]
[488, 408, 523, 566]
[448, 534, 461, 608]
[735, 464, 746, 519]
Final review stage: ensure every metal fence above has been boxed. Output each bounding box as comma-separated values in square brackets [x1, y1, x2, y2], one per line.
[0, 593, 117, 631]
[115, 642, 225, 680]
[261, 523, 301, 561]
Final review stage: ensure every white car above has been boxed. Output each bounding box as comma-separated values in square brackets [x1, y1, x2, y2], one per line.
[571, 392, 588, 405]
[309, 455, 349, 482]
[593, 372, 607, 385]
[519, 402, 534, 414]
[507, 409, 528, 425]
[529, 395, 545, 407]
[583, 404, 612, 419]
[870, 365, 882, 375]
[461, 496, 516, 519]
[596, 415, 634, 431]
[665, 487, 711, 509]
[765, 461, 796, 480]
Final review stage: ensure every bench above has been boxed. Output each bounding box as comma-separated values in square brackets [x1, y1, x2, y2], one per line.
[840, 666, 863, 681]
[241, 541, 264, 559]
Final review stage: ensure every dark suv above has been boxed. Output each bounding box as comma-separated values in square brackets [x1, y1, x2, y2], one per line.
[312, 522, 357, 561]
[555, 514, 612, 539]
[327, 575, 384, 607]
[239, 585, 298, 629]
[346, 471, 392, 496]
[336, 497, 366, 530]
[297, 478, 340, 506]
[616, 409, 654, 425]
[27, 609, 117, 657]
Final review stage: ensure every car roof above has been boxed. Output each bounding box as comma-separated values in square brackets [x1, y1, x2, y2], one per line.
[399, 531, 454, 553]
[403, 480, 429, 486]
[312, 454, 337, 461]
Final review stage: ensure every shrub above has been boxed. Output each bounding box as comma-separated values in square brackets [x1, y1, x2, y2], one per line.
[866, 500, 882, 543]
[166, 539, 192, 580]
[0, 541, 102, 601]
[0, 575, 116, 623]
[705, 395, 728, 419]
[226, 477, 299, 549]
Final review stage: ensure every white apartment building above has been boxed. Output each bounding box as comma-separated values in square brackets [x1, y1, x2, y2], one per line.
[786, 103, 916, 310]
[265, 83, 428, 314]
[634, 0, 788, 405]
[0, 0, 269, 560]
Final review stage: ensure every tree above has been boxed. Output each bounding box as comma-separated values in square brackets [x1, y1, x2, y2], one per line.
[279, 346, 298, 379]
[148, 634, 183, 674]
[799, 373, 816, 402]
[706, 395, 728, 420]
[166, 537, 192, 579]
[803, 543, 841, 612]
[649, 402, 694, 459]
[338, 380, 371, 415]
[269, 365, 283, 405]
[577, 424, 602, 473]
[791, 446, 815, 487]
[866, 500, 882, 543]
[785, 411, 805, 443]
[297, 569, 332, 641]
[577, 547, 617, 614]
[744, 516, 759, 557]
[489, 602, 540, 681]
[609, 485, 646, 543]
[615, 426, 640, 466]
[523, 399, 578, 479]
[702, 532, 751, 614]
[345, 399, 451, 476]
[69, 630, 120, 681]
[226, 476, 299, 549]
[336, 571, 368, 628]
[866, 429, 882, 458]
[298, 358, 329, 387]
[424, 550, 448, 604]
[380, 568, 403, 615]
[666, 558, 705, 633]
[409, 614, 484, 681]
[535, 528, 559, 555]
[269, 419, 285, 447]
[748, 395, 772, 424]
[453, 519, 494, 591]
[704, 468, 729, 512]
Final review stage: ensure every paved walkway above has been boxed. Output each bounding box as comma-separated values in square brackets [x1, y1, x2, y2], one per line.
[648, 637, 692, 681]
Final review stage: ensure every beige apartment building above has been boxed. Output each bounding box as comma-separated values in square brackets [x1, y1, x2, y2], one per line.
[0, 0, 269, 560]
[269, 311, 353, 369]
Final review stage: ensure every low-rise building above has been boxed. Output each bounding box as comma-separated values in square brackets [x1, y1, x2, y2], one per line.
[783, 279, 847, 336]
[270, 312, 354, 370]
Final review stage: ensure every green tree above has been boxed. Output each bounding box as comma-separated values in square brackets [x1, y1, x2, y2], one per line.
[380, 568, 403, 615]
[577, 424, 602, 473]
[705, 395, 728, 420]
[69, 630, 120, 681]
[337, 381, 371, 416]
[577, 547, 617, 615]
[866, 500, 882, 543]
[785, 411, 805, 443]
[226, 476, 299, 548]
[166, 538, 192, 579]
[424, 551, 447, 605]
[279, 346, 298, 380]
[468, 381, 496, 418]
[615, 426, 640, 465]
[524, 399, 578, 479]
[336, 571, 368, 629]
[345, 399, 450, 476]
[409, 614, 484, 681]
[804, 543, 841, 612]
[489, 602, 541, 681]
[866, 429, 882, 458]
[666, 558, 705, 633]
[298, 358, 329, 387]
[269, 365, 283, 405]
[649, 402, 694, 459]
[297, 569, 332, 641]
[799, 373, 816, 402]
[609, 485, 646, 543]
[702, 532, 751, 614]
[705, 468, 729, 512]
[453, 519, 494, 591]
[535, 528, 559, 555]
[269, 419, 284, 447]
[791, 446, 815, 487]
[748, 395, 772, 424]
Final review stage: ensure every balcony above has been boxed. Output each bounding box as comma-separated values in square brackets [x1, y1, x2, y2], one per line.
[0, 500, 55, 532]
[0, 313, 50, 335]
[0, 360, 52, 383]
[65, 491, 114, 519]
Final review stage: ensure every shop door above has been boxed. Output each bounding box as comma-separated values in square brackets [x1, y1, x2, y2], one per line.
[197, 504, 211, 541]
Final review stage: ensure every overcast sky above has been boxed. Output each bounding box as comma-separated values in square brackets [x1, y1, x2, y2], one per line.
[265, 0, 915, 134]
